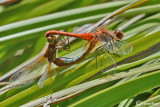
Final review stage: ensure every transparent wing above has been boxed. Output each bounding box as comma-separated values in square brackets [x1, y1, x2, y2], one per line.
[97, 31, 133, 55]
[105, 40, 133, 55]
[38, 63, 49, 88]
[95, 34, 117, 69]
[95, 45, 117, 69]
[9, 56, 47, 88]
[38, 62, 55, 88]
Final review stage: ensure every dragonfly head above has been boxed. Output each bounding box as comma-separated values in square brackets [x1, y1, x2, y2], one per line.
[114, 30, 123, 41]
[45, 34, 56, 45]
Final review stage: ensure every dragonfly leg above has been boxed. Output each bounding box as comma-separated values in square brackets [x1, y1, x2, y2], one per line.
[59, 35, 70, 51]
[65, 36, 70, 51]
[97, 42, 109, 55]
[59, 35, 66, 45]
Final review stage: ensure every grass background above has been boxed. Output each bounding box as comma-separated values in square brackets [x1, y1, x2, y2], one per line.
[0, 0, 160, 106]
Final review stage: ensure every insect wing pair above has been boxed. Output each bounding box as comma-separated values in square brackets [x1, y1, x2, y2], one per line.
[9, 56, 55, 88]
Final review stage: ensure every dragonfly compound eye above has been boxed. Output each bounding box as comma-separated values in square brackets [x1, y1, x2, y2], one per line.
[114, 30, 123, 40]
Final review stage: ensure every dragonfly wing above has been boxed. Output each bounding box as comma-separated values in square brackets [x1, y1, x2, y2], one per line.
[38, 62, 53, 88]
[105, 40, 133, 55]
[114, 40, 133, 55]
[96, 46, 117, 69]
[104, 48, 117, 68]
[96, 34, 117, 69]
[38, 66, 48, 88]
[9, 56, 47, 88]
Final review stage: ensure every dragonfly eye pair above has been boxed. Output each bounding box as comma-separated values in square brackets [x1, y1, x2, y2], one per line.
[114, 30, 123, 40]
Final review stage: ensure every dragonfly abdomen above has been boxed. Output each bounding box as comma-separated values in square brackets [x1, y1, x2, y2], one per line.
[45, 30, 93, 41]
[53, 38, 97, 66]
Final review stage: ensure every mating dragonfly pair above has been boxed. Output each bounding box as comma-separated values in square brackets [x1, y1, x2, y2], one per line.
[10, 26, 133, 88]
